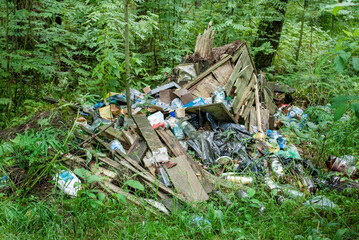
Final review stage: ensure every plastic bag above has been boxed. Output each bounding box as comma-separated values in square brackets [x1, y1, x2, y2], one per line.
[53, 170, 81, 197]
[170, 98, 184, 110]
[148, 111, 165, 129]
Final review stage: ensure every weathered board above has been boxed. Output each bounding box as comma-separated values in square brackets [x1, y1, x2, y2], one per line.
[249, 107, 257, 134]
[189, 73, 219, 99]
[225, 51, 246, 94]
[212, 59, 234, 85]
[132, 115, 164, 152]
[232, 73, 255, 113]
[231, 44, 246, 63]
[166, 155, 209, 202]
[98, 125, 129, 149]
[185, 102, 236, 123]
[156, 129, 214, 194]
[127, 137, 148, 163]
[184, 54, 232, 89]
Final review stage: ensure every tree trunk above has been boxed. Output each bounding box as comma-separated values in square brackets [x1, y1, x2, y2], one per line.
[295, 0, 307, 62]
[252, 0, 288, 70]
[5, 0, 12, 117]
[124, 0, 132, 118]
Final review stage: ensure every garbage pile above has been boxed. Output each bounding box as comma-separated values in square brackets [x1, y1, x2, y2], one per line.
[52, 24, 358, 215]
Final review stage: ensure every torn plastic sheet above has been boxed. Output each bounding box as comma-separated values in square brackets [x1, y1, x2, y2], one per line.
[187, 129, 254, 170]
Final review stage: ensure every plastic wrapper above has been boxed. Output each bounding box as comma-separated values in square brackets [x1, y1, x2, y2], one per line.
[53, 170, 81, 197]
[174, 63, 197, 84]
[188, 125, 253, 169]
[236, 157, 265, 175]
[265, 139, 280, 154]
[0, 174, 8, 188]
[170, 98, 184, 110]
[86, 118, 112, 132]
[191, 216, 212, 230]
[179, 140, 188, 151]
[275, 145, 301, 160]
[148, 111, 165, 129]
[213, 190, 232, 206]
[271, 156, 284, 177]
[183, 97, 206, 108]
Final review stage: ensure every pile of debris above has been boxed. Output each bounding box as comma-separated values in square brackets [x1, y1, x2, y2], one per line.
[53, 24, 358, 215]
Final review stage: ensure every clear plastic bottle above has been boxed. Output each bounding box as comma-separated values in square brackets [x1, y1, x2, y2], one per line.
[181, 121, 198, 139]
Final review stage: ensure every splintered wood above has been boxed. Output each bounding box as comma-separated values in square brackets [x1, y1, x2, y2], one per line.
[194, 21, 215, 60]
[184, 36, 275, 131]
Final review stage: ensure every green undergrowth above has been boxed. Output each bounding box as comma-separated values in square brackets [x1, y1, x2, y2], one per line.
[0, 186, 358, 239]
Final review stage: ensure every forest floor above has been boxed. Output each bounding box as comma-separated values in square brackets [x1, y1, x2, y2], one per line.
[0, 99, 358, 240]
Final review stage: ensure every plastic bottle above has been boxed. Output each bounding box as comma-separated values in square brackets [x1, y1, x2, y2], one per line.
[109, 140, 126, 154]
[213, 86, 226, 103]
[171, 122, 185, 140]
[181, 121, 198, 139]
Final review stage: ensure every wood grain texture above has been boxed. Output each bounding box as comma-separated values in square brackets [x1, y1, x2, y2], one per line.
[166, 155, 209, 202]
[132, 115, 164, 152]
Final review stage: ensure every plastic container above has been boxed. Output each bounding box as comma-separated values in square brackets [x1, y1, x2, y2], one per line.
[226, 176, 253, 185]
[330, 155, 357, 177]
[181, 121, 198, 139]
[53, 170, 81, 197]
[171, 122, 185, 140]
[110, 140, 126, 154]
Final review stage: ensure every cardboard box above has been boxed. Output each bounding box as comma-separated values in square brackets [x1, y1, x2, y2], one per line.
[174, 88, 194, 105]
[159, 89, 176, 104]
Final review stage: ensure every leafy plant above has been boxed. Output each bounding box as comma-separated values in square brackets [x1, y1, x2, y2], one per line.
[330, 95, 359, 121]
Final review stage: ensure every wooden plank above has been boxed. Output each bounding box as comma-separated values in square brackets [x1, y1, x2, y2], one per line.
[156, 129, 214, 195]
[212, 60, 234, 85]
[184, 54, 232, 89]
[132, 115, 164, 152]
[191, 88, 204, 99]
[232, 73, 255, 113]
[156, 129, 202, 174]
[231, 44, 246, 63]
[234, 64, 254, 92]
[98, 125, 129, 149]
[224, 52, 246, 94]
[189, 73, 219, 99]
[264, 87, 276, 115]
[261, 108, 269, 133]
[166, 155, 209, 202]
[127, 137, 148, 163]
[185, 103, 236, 123]
[249, 108, 257, 134]
[242, 93, 255, 121]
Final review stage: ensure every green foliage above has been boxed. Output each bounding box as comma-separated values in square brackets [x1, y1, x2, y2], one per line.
[0, 126, 65, 168]
[330, 95, 359, 121]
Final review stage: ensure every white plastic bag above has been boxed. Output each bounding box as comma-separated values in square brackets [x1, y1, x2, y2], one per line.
[147, 111, 165, 129]
[53, 170, 81, 197]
